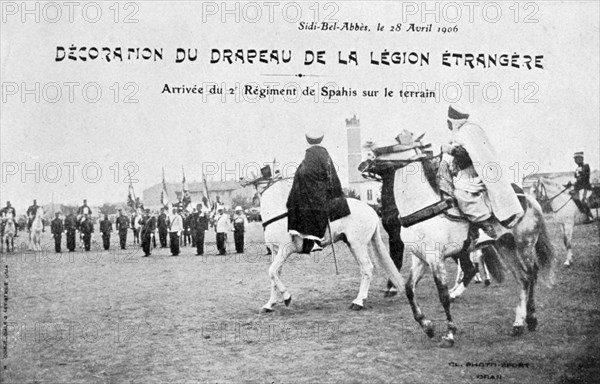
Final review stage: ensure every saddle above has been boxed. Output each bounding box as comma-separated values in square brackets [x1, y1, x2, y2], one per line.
[445, 183, 527, 228]
[360, 142, 528, 229]
[569, 190, 592, 214]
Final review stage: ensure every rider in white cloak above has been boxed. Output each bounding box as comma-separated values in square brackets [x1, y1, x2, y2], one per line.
[441, 106, 524, 248]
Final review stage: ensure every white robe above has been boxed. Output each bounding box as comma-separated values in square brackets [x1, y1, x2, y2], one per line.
[452, 122, 524, 225]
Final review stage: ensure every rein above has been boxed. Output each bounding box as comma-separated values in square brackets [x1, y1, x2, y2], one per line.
[536, 181, 572, 214]
[247, 176, 294, 230]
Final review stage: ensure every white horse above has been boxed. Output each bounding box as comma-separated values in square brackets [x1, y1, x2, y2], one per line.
[532, 177, 590, 267]
[255, 176, 405, 312]
[387, 140, 556, 347]
[1, 214, 17, 253]
[29, 207, 44, 251]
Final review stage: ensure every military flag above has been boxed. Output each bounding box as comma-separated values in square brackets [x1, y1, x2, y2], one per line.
[161, 167, 170, 207]
[181, 166, 191, 209]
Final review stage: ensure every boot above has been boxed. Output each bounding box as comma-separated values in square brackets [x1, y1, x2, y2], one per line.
[311, 240, 323, 252]
[475, 219, 496, 249]
[301, 239, 323, 254]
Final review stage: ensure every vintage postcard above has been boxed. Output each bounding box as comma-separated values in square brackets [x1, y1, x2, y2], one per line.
[1, 1, 599, 383]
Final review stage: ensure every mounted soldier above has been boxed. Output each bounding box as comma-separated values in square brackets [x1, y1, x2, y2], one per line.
[26, 199, 40, 230]
[77, 199, 92, 224]
[0, 201, 16, 237]
[566, 151, 594, 223]
[1, 201, 16, 218]
[286, 129, 350, 253]
[437, 106, 524, 249]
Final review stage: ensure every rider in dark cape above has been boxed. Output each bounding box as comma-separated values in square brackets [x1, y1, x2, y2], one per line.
[287, 129, 350, 253]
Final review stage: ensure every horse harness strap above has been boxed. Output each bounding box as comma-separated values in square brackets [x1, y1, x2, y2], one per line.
[545, 185, 570, 203]
[262, 212, 288, 229]
[401, 198, 457, 228]
[538, 183, 572, 214]
[553, 196, 574, 214]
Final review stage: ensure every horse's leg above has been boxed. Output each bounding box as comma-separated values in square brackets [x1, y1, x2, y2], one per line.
[431, 263, 457, 348]
[262, 245, 283, 312]
[35, 232, 40, 251]
[405, 255, 434, 338]
[512, 240, 538, 336]
[526, 264, 539, 331]
[261, 241, 295, 312]
[562, 222, 574, 267]
[348, 243, 373, 310]
[449, 258, 463, 295]
[482, 258, 491, 286]
[383, 218, 403, 297]
[34, 233, 40, 251]
[473, 254, 482, 283]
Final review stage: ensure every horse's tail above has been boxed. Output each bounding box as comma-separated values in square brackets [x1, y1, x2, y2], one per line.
[481, 247, 505, 283]
[536, 214, 557, 287]
[371, 223, 405, 290]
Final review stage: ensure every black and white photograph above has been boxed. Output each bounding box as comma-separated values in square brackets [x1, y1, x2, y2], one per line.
[1, 1, 599, 383]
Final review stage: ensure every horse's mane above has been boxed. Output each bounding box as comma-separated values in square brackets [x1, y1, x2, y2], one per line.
[422, 158, 441, 195]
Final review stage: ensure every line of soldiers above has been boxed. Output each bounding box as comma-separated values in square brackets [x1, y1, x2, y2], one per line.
[32, 199, 250, 257]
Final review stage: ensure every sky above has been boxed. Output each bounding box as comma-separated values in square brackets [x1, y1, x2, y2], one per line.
[1, 1, 599, 211]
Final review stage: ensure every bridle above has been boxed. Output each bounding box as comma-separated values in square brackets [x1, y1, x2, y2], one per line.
[534, 179, 572, 214]
[360, 143, 440, 181]
[243, 175, 294, 229]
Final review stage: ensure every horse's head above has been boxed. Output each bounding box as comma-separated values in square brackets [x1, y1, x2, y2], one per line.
[247, 170, 292, 219]
[534, 178, 561, 214]
[360, 130, 435, 182]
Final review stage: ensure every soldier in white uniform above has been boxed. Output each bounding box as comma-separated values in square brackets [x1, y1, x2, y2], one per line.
[441, 106, 524, 249]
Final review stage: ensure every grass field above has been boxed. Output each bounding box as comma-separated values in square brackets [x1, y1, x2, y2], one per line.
[1, 220, 599, 383]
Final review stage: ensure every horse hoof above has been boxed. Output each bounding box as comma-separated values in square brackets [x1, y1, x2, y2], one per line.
[526, 317, 538, 331]
[349, 303, 364, 311]
[484, 280, 491, 286]
[284, 296, 292, 307]
[439, 338, 454, 348]
[512, 325, 525, 337]
[423, 322, 435, 338]
[449, 296, 456, 303]
[563, 262, 571, 268]
[383, 291, 397, 298]
[260, 307, 274, 313]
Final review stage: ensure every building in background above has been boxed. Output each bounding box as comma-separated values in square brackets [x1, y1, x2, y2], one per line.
[346, 115, 381, 206]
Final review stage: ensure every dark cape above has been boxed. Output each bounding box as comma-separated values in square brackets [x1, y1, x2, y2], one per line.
[286, 145, 350, 238]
